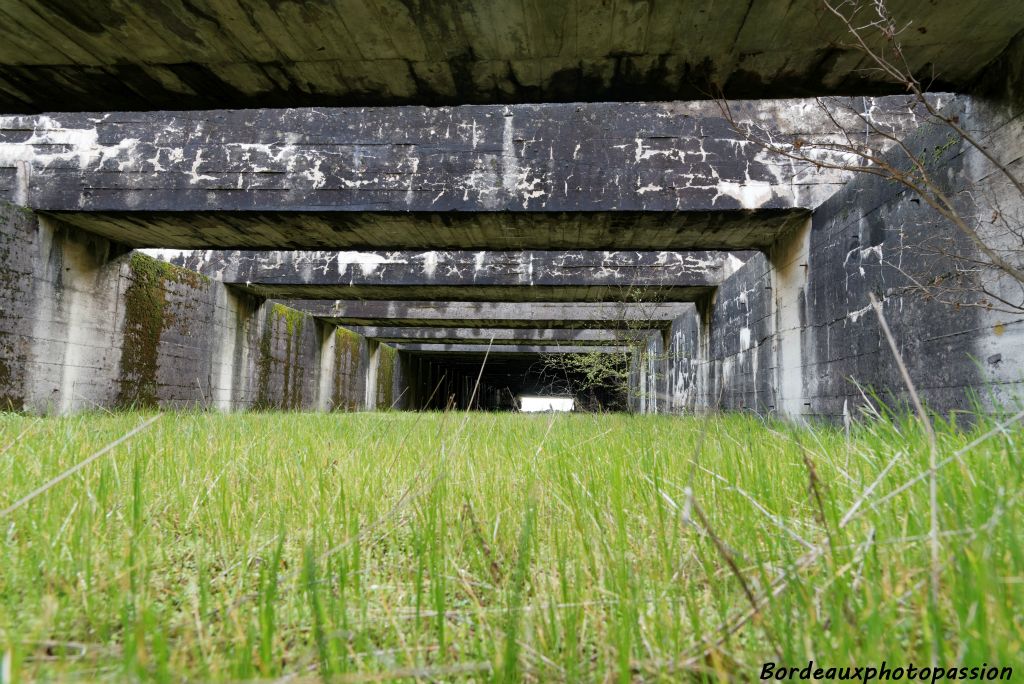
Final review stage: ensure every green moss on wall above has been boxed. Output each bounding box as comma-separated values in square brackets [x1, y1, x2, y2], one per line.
[376, 344, 397, 409]
[332, 326, 363, 411]
[255, 316, 273, 409]
[0, 352, 23, 412]
[118, 253, 211, 408]
[256, 303, 310, 410]
[119, 254, 172, 407]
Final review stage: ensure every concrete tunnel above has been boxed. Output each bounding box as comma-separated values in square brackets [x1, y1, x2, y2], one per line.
[0, 0, 1021, 418]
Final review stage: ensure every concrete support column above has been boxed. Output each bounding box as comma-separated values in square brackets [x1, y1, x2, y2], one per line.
[768, 218, 813, 419]
[694, 293, 715, 413]
[24, 217, 126, 414]
[316, 322, 338, 412]
[658, 327, 672, 413]
[364, 340, 380, 410]
[210, 286, 259, 411]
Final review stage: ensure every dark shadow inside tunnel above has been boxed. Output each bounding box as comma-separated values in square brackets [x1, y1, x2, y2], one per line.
[400, 351, 631, 412]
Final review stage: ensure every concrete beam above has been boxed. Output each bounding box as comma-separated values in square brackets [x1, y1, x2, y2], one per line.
[191, 250, 737, 302]
[348, 327, 646, 345]
[0, 1, 1013, 111]
[393, 344, 632, 354]
[0, 98, 926, 250]
[283, 300, 696, 329]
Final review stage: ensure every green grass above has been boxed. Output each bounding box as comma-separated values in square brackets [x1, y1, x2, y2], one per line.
[0, 410, 1021, 681]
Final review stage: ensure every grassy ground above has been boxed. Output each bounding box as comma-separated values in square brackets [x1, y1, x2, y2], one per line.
[0, 409, 1021, 682]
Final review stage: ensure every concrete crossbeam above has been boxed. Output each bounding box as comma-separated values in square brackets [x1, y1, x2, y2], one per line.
[0, 99, 927, 250]
[392, 344, 632, 354]
[347, 326, 646, 345]
[193, 250, 739, 302]
[283, 300, 695, 329]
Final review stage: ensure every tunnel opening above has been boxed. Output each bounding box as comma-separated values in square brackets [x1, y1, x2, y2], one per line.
[400, 350, 632, 412]
[519, 396, 575, 412]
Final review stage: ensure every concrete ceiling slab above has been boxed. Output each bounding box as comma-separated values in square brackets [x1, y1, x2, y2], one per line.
[0, 1, 1016, 111]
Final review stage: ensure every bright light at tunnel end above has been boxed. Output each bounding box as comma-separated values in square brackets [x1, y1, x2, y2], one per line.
[519, 396, 575, 412]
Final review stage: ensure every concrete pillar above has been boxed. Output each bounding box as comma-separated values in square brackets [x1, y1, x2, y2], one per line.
[694, 293, 715, 413]
[210, 286, 259, 412]
[316, 322, 337, 412]
[659, 327, 672, 413]
[364, 339, 380, 410]
[23, 218, 126, 414]
[768, 217, 813, 419]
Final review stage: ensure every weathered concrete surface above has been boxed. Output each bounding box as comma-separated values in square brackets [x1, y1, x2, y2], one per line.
[0, 0, 1015, 111]
[0, 203, 388, 413]
[0, 203, 38, 409]
[181, 249, 741, 302]
[641, 94, 1024, 419]
[346, 326, 646, 345]
[46, 211, 808, 252]
[286, 300, 696, 330]
[0, 99, 931, 251]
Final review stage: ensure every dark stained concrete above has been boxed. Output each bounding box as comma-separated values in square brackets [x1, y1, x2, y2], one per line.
[246, 284, 709, 303]
[182, 249, 740, 302]
[0, 99, 927, 252]
[0, 1, 1017, 111]
[283, 300, 696, 330]
[51, 211, 808, 252]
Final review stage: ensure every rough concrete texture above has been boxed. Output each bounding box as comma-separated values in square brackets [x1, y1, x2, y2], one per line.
[1, 75, 1021, 418]
[345, 326, 646, 345]
[376, 342, 405, 410]
[0, 1, 1016, 111]
[0, 204, 386, 413]
[286, 300, 703, 330]
[0, 202, 44, 410]
[177, 249, 743, 302]
[0, 99, 933, 251]
[637, 95, 1024, 420]
[0, 206, 131, 413]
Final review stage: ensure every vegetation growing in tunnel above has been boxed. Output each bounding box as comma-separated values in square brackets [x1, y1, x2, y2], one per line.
[537, 349, 633, 412]
[0, 409, 1020, 680]
[537, 287, 678, 411]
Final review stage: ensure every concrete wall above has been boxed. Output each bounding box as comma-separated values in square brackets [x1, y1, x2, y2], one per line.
[0, 204, 392, 414]
[638, 89, 1024, 420]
